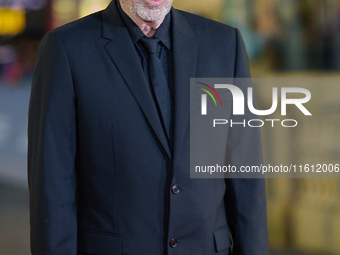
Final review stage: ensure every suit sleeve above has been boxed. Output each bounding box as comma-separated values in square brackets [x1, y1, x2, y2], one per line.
[28, 30, 77, 254]
[224, 28, 269, 255]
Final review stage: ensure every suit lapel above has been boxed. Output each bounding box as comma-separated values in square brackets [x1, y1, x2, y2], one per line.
[171, 9, 198, 162]
[101, 2, 171, 159]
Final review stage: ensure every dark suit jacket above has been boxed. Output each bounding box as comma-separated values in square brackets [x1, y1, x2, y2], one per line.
[28, 1, 269, 254]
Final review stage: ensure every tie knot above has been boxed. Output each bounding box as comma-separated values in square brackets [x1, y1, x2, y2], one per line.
[140, 37, 159, 54]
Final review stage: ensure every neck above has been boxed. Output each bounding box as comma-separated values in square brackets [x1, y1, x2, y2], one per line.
[119, 1, 165, 37]
[134, 18, 165, 37]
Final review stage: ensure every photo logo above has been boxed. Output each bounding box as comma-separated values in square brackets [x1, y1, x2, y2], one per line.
[196, 82, 222, 115]
[199, 84, 312, 116]
[196, 82, 312, 128]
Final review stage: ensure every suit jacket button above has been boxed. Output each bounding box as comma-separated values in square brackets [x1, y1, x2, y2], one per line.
[171, 184, 180, 194]
[169, 238, 178, 248]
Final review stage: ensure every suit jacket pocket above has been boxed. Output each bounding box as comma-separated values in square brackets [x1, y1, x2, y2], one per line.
[78, 230, 121, 255]
[213, 224, 232, 252]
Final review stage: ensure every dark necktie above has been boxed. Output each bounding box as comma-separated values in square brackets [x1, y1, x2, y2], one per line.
[140, 37, 171, 138]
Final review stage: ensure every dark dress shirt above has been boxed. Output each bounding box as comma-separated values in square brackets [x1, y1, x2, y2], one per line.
[116, 0, 173, 144]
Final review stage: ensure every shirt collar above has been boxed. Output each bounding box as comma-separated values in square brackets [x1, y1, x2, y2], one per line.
[116, 0, 171, 49]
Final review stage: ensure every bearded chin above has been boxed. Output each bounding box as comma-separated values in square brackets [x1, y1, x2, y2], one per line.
[135, 2, 171, 22]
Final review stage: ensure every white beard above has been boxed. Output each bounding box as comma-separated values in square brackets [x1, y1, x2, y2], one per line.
[133, 0, 171, 22]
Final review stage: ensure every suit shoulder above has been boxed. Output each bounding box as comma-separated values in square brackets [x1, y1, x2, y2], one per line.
[173, 8, 236, 36]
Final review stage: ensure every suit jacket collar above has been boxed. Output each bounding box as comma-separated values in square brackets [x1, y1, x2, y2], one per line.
[171, 9, 197, 164]
[101, 2, 197, 162]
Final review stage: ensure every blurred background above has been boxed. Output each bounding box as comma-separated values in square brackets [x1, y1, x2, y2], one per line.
[0, 0, 340, 254]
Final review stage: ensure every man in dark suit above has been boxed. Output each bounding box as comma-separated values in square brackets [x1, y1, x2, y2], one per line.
[28, 0, 268, 254]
